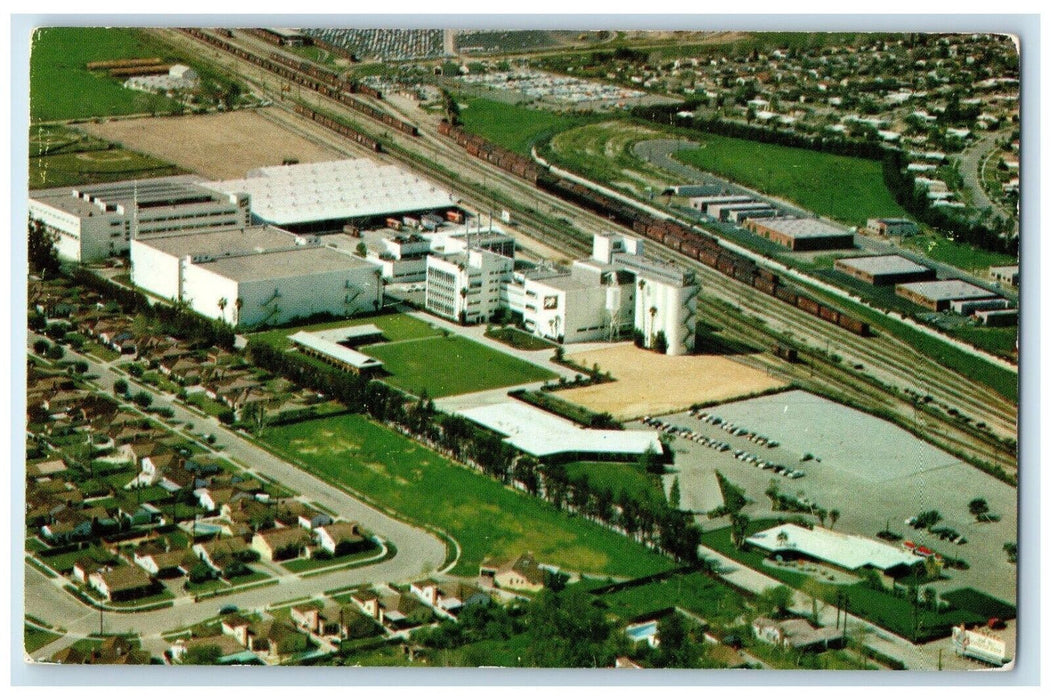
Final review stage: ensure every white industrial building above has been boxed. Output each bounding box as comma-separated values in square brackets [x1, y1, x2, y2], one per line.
[421, 232, 697, 355]
[130, 225, 382, 328]
[205, 159, 457, 234]
[29, 176, 250, 262]
[425, 248, 513, 324]
[360, 222, 516, 284]
[124, 64, 199, 94]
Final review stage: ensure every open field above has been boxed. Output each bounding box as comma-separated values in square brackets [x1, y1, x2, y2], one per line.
[457, 97, 595, 155]
[29, 124, 183, 189]
[79, 108, 344, 180]
[562, 461, 667, 510]
[548, 120, 679, 194]
[673, 135, 906, 226]
[261, 414, 672, 578]
[899, 233, 1017, 272]
[558, 344, 787, 419]
[30, 27, 181, 122]
[363, 335, 556, 398]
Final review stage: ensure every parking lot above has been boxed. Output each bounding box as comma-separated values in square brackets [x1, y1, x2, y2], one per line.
[636, 389, 1018, 604]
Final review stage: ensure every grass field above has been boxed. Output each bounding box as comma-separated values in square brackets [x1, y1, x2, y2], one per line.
[548, 120, 678, 194]
[484, 326, 557, 351]
[29, 124, 182, 189]
[900, 233, 1017, 272]
[30, 28, 182, 122]
[457, 97, 595, 155]
[363, 335, 556, 398]
[563, 461, 667, 510]
[24, 626, 63, 654]
[249, 313, 442, 351]
[261, 414, 673, 578]
[674, 135, 907, 226]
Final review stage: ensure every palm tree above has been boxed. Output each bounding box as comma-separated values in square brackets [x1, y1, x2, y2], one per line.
[234, 297, 243, 326]
[829, 509, 840, 530]
[648, 306, 658, 347]
[217, 297, 227, 322]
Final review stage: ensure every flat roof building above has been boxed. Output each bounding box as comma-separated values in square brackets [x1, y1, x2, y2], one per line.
[457, 401, 662, 461]
[866, 217, 919, 238]
[206, 159, 457, 234]
[896, 279, 999, 312]
[130, 226, 383, 328]
[745, 217, 855, 251]
[989, 265, 1019, 287]
[834, 255, 936, 286]
[289, 331, 383, 375]
[29, 175, 250, 262]
[747, 523, 923, 574]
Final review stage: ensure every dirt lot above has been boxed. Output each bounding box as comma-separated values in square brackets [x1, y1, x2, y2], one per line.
[80, 108, 343, 180]
[559, 344, 787, 420]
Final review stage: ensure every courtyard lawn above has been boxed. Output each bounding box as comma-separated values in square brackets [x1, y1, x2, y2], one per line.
[364, 335, 556, 398]
[261, 414, 672, 578]
[591, 570, 739, 622]
[248, 313, 441, 352]
[30, 28, 182, 122]
[674, 134, 906, 226]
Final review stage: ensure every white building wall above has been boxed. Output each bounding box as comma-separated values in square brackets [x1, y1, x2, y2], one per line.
[129, 241, 183, 301]
[180, 264, 242, 325]
[233, 267, 382, 328]
[29, 198, 125, 262]
[635, 276, 698, 356]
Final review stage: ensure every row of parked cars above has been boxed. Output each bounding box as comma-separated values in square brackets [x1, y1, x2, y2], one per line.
[688, 409, 780, 448]
[641, 414, 803, 479]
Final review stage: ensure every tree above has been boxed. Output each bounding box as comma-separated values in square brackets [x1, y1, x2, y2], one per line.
[828, 509, 840, 530]
[355, 241, 368, 257]
[730, 512, 750, 550]
[756, 585, 794, 617]
[1003, 542, 1018, 564]
[637, 445, 663, 475]
[133, 391, 153, 409]
[180, 644, 223, 665]
[669, 476, 681, 510]
[113, 379, 129, 396]
[46, 344, 65, 360]
[968, 498, 990, 521]
[28, 217, 61, 277]
[32, 339, 49, 355]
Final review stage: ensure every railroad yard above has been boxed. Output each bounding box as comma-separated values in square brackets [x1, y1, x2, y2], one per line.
[23, 26, 1021, 672]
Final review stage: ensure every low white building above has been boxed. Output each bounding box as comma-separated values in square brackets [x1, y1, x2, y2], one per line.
[29, 176, 250, 262]
[130, 226, 382, 328]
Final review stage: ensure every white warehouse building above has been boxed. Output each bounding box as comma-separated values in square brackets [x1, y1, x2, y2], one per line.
[130, 226, 382, 328]
[28, 176, 251, 262]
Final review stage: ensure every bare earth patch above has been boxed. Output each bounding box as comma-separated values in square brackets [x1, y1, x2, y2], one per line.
[558, 344, 787, 420]
[80, 108, 343, 180]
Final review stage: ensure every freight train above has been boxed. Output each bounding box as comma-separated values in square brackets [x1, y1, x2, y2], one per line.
[292, 103, 382, 152]
[179, 28, 411, 134]
[436, 119, 870, 337]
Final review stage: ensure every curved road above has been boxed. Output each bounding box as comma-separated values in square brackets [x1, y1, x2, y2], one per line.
[24, 337, 448, 654]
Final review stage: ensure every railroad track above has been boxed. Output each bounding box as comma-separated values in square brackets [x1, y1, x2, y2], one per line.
[159, 27, 1017, 476]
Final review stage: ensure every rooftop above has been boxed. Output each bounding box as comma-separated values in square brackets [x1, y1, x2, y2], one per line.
[457, 401, 662, 458]
[134, 225, 307, 259]
[197, 246, 373, 282]
[836, 255, 931, 276]
[897, 279, 998, 302]
[31, 175, 235, 218]
[206, 159, 456, 226]
[746, 523, 923, 572]
[289, 331, 383, 371]
[755, 217, 853, 239]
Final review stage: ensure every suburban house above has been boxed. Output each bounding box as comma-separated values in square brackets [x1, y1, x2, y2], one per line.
[221, 614, 255, 647]
[314, 521, 366, 555]
[480, 552, 546, 592]
[410, 578, 490, 615]
[193, 536, 251, 572]
[87, 565, 157, 602]
[251, 527, 312, 561]
[133, 544, 197, 577]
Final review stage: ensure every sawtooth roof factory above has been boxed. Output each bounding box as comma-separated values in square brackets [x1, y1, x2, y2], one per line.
[205, 159, 458, 234]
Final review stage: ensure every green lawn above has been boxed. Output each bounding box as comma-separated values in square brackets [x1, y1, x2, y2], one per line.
[280, 545, 381, 573]
[30, 28, 182, 121]
[364, 335, 556, 398]
[674, 134, 907, 226]
[484, 326, 557, 351]
[563, 461, 666, 510]
[457, 97, 594, 155]
[24, 625, 63, 654]
[900, 233, 1017, 272]
[261, 414, 672, 578]
[592, 570, 738, 622]
[249, 313, 441, 351]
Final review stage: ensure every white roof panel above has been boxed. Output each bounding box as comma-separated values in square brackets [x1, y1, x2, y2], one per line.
[289, 331, 383, 370]
[457, 401, 662, 458]
[746, 523, 923, 572]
